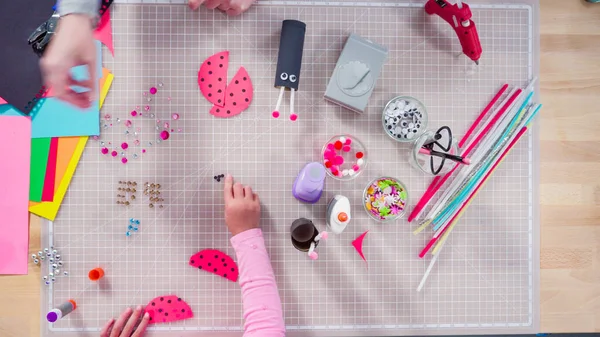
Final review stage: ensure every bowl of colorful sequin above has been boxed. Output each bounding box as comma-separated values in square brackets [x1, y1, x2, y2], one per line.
[382, 96, 428, 142]
[322, 135, 367, 180]
[363, 177, 408, 222]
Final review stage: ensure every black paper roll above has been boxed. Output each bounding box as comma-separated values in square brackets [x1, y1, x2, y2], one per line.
[274, 20, 306, 90]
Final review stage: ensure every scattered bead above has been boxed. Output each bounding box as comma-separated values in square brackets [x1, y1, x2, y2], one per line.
[272, 111, 280, 118]
[131, 110, 138, 117]
[149, 87, 158, 95]
[160, 131, 170, 140]
[104, 114, 111, 121]
[163, 122, 169, 129]
[43, 276, 48, 280]
[172, 113, 179, 120]
[101, 147, 109, 155]
[125, 120, 132, 128]
[158, 82, 164, 87]
[290, 113, 298, 121]
[357, 159, 365, 166]
[356, 152, 364, 159]
[126, 231, 131, 236]
[121, 142, 129, 150]
[122, 158, 128, 164]
[64, 271, 69, 276]
[144, 106, 150, 111]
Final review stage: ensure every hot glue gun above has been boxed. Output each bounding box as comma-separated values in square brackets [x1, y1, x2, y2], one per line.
[425, 0, 482, 65]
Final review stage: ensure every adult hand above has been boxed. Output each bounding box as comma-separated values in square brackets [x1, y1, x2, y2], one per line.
[100, 306, 150, 337]
[40, 14, 97, 109]
[223, 175, 261, 236]
[188, 0, 257, 16]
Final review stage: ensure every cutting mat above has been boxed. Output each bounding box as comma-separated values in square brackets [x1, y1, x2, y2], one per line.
[41, 0, 540, 336]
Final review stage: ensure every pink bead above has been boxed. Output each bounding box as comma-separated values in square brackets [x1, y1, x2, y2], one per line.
[121, 158, 128, 164]
[131, 110, 138, 117]
[345, 138, 352, 145]
[290, 114, 298, 121]
[101, 147, 108, 155]
[172, 113, 179, 120]
[334, 156, 344, 166]
[149, 87, 158, 95]
[142, 149, 146, 153]
[160, 130, 170, 140]
[121, 142, 129, 150]
[125, 120, 132, 128]
[111, 151, 117, 157]
[272, 111, 280, 118]
[342, 145, 351, 152]
[353, 165, 360, 172]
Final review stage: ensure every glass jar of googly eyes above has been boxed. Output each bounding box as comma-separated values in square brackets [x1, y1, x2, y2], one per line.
[382, 96, 428, 142]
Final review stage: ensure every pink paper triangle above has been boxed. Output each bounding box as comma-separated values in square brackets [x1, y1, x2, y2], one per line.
[0, 97, 6, 104]
[352, 230, 369, 263]
[94, 9, 114, 56]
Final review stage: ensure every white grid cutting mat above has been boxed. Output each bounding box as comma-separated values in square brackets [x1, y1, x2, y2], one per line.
[41, 1, 540, 336]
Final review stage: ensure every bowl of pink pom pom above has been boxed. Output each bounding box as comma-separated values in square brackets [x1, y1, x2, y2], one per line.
[321, 135, 367, 181]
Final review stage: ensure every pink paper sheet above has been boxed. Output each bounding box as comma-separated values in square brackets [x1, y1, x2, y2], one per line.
[94, 9, 114, 56]
[0, 96, 6, 104]
[0, 116, 31, 274]
[41, 137, 59, 202]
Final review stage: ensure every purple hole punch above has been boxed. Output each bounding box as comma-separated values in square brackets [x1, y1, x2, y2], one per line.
[293, 162, 326, 203]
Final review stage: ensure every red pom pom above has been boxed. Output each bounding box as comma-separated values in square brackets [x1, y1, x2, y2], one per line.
[356, 152, 364, 159]
[334, 141, 343, 150]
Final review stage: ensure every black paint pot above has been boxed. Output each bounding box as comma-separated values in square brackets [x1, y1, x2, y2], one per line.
[290, 218, 319, 252]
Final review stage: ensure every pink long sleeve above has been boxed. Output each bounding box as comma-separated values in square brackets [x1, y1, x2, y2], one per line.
[230, 228, 286, 337]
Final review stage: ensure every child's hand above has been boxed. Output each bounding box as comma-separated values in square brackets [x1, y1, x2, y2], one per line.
[100, 306, 149, 337]
[223, 175, 260, 236]
[188, 0, 256, 16]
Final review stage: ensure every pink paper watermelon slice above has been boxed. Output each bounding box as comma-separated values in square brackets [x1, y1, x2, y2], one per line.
[189, 249, 239, 282]
[144, 295, 193, 325]
[198, 51, 229, 107]
[209, 67, 253, 118]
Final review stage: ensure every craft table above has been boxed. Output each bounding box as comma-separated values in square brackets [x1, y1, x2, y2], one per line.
[0, 0, 598, 335]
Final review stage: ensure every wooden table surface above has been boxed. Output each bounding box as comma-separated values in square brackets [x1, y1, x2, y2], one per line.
[1, 1, 599, 336]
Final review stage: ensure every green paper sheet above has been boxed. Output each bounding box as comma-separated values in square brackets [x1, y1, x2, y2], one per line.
[29, 138, 52, 202]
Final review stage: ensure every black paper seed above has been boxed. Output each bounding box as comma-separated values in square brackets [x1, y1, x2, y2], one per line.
[208, 93, 212, 97]
[165, 313, 168, 316]
[230, 93, 234, 97]
[221, 258, 225, 262]
[160, 297, 164, 301]
[224, 263, 227, 267]
[218, 99, 222, 103]
[220, 56, 224, 59]
[200, 255, 203, 258]
[218, 78, 222, 81]
[243, 77, 247, 81]
[233, 102, 237, 106]
[167, 300, 171, 303]
[201, 78, 205, 82]
[242, 89, 246, 92]
[209, 84, 212, 88]
[152, 302, 156, 306]
[181, 309, 185, 312]
[219, 64, 223, 68]
[213, 268, 217, 272]
[235, 80, 239, 84]
[178, 298, 182, 301]
[227, 110, 231, 114]
[216, 109, 220, 113]
[208, 71, 212, 75]
[217, 89, 222, 93]
[198, 266, 202, 269]
[224, 274, 227, 278]
[191, 260, 195, 264]
[214, 255, 218, 258]
[231, 268, 235, 272]
[208, 262, 211, 266]
[158, 309, 163, 313]
[208, 62, 211, 65]
[245, 98, 249, 102]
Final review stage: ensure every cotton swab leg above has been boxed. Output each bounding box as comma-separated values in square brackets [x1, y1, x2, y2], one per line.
[272, 86, 285, 118]
[290, 88, 298, 121]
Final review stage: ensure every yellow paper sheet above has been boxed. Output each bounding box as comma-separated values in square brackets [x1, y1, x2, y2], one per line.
[99, 69, 113, 107]
[28, 137, 88, 221]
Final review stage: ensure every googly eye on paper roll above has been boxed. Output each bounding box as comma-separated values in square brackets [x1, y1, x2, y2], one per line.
[272, 20, 307, 121]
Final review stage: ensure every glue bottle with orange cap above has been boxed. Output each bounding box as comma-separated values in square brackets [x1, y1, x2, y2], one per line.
[326, 195, 351, 234]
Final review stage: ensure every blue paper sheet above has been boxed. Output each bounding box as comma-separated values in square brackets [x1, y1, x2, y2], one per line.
[0, 41, 102, 138]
